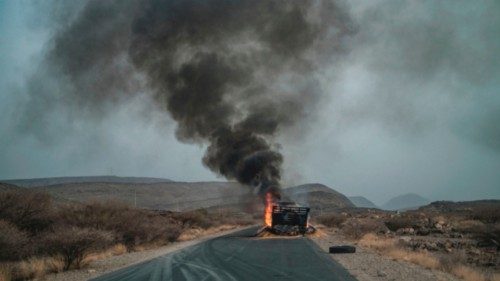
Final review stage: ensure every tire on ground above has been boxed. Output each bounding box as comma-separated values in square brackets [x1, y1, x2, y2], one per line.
[329, 245, 356, 254]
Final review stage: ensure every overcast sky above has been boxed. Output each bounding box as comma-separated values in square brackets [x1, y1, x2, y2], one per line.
[1, 0, 499, 205]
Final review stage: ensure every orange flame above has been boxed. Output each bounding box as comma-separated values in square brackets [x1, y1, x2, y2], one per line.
[264, 192, 273, 227]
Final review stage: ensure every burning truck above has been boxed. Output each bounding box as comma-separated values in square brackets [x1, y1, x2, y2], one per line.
[261, 191, 316, 236]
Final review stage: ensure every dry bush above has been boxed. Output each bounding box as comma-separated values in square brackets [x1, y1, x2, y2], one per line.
[57, 201, 182, 248]
[359, 233, 440, 269]
[358, 233, 494, 281]
[388, 248, 441, 269]
[0, 191, 54, 234]
[341, 219, 387, 239]
[40, 226, 113, 270]
[438, 250, 467, 272]
[384, 216, 419, 231]
[359, 233, 396, 251]
[469, 205, 500, 223]
[13, 256, 64, 280]
[315, 214, 347, 228]
[452, 265, 488, 281]
[0, 263, 12, 281]
[0, 220, 30, 261]
[173, 209, 213, 229]
[82, 244, 128, 266]
[453, 219, 487, 233]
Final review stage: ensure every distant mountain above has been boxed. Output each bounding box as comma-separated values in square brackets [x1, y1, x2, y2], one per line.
[283, 183, 354, 212]
[348, 196, 378, 208]
[382, 193, 430, 210]
[1, 176, 172, 188]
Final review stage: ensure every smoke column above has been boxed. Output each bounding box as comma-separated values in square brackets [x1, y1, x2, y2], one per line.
[38, 0, 354, 196]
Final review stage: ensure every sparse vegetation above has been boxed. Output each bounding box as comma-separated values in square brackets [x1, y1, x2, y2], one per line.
[359, 233, 497, 281]
[341, 218, 387, 239]
[315, 214, 347, 227]
[0, 220, 30, 261]
[40, 226, 113, 270]
[316, 201, 500, 281]
[0, 190, 256, 280]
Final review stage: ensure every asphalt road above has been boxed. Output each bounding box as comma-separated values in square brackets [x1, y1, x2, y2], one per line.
[91, 227, 357, 281]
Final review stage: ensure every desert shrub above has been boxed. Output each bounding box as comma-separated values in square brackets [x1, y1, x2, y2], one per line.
[57, 201, 182, 248]
[0, 263, 13, 281]
[56, 201, 136, 230]
[0, 220, 30, 261]
[469, 206, 500, 223]
[470, 224, 500, 247]
[438, 250, 467, 272]
[0, 191, 54, 234]
[12, 256, 64, 280]
[342, 218, 387, 239]
[453, 219, 487, 233]
[40, 226, 112, 270]
[315, 214, 347, 228]
[172, 209, 213, 229]
[384, 216, 419, 231]
[118, 217, 182, 247]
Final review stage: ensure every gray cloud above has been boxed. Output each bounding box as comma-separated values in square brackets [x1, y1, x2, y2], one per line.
[1, 0, 498, 204]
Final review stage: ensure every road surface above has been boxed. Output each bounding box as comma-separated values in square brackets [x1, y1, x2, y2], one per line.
[92, 227, 357, 281]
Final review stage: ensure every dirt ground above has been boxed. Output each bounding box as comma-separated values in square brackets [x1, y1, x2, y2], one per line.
[310, 226, 460, 281]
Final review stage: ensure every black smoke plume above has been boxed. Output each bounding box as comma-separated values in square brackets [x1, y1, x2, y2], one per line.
[36, 0, 354, 195]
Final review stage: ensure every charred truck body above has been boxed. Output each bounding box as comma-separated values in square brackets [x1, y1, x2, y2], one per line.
[270, 202, 311, 235]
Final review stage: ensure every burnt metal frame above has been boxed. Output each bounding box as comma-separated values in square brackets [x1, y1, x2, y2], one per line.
[271, 205, 310, 228]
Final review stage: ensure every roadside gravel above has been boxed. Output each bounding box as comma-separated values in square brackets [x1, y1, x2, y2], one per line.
[310, 226, 460, 281]
[43, 225, 253, 281]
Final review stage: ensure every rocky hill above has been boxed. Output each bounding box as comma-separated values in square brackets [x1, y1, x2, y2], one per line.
[283, 183, 354, 214]
[382, 193, 430, 211]
[348, 196, 378, 208]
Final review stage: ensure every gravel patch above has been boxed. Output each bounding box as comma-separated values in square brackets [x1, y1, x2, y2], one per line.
[43, 226, 253, 281]
[310, 227, 460, 281]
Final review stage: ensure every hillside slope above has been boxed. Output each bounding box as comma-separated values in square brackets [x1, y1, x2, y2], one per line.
[36, 181, 250, 211]
[283, 183, 354, 213]
[1, 176, 172, 188]
[0, 182, 24, 192]
[348, 196, 378, 208]
[382, 193, 430, 210]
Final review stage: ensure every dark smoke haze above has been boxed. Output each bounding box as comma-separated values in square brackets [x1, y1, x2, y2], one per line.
[22, 0, 354, 193]
[1, 1, 499, 204]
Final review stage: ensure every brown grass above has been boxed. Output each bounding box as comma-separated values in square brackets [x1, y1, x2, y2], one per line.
[386, 248, 440, 269]
[341, 218, 387, 239]
[12, 256, 64, 280]
[82, 243, 128, 266]
[358, 233, 394, 251]
[452, 265, 487, 281]
[315, 214, 347, 228]
[359, 233, 496, 281]
[0, 263, 12, 281]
